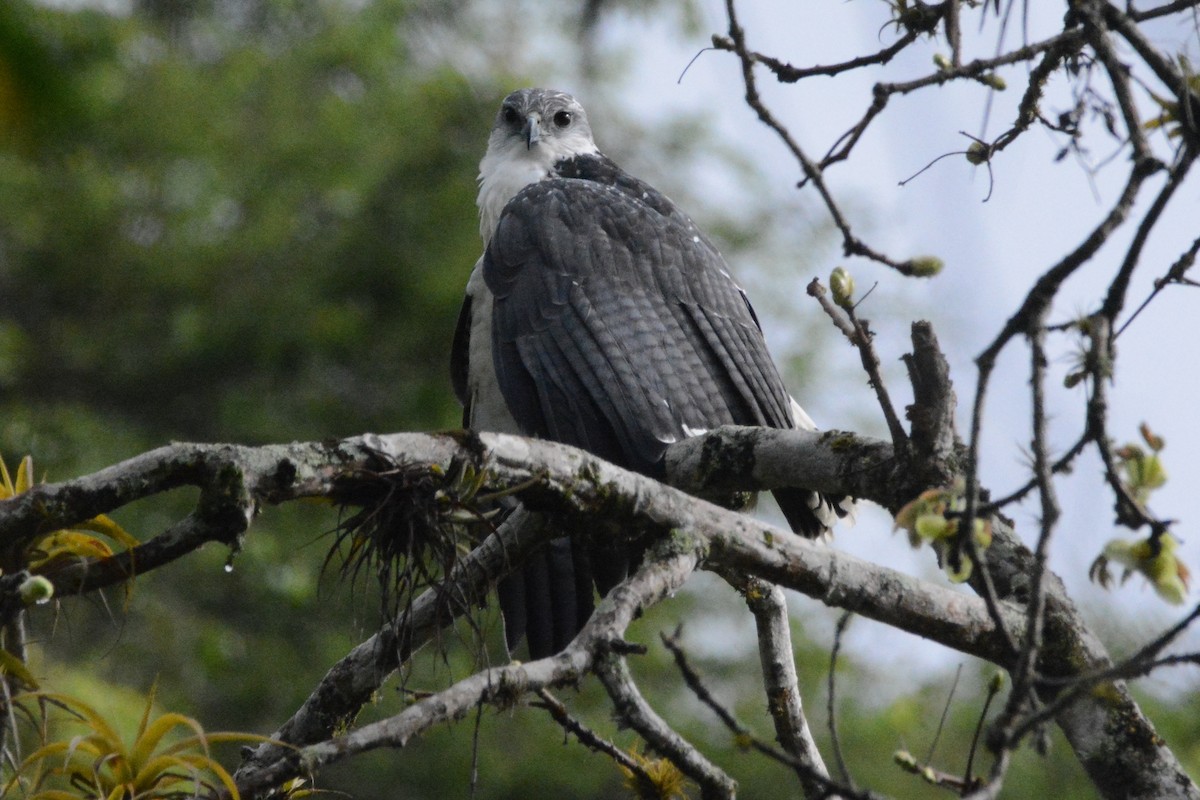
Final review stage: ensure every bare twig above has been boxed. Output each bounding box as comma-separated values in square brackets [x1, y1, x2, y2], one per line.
[827, 611, 854, 789]
[1117, 231, 1200, 337]
[1128, 0, 1200, 21]
[1007, 601, 1200, 747]
[596, 646, 737, 800]
[710, 30, 918, 83]
[961, 153, 1163, 593]
[1102, 4, 1200, 148]
[990, 322, 1058, 749]
[1103, 147, 1200, 321]
[534, 689, 657, 794]
[963, 672, 1005, 786]
[660, 626, 871, 800]
[807, 278, 909, 452]
[721, 0, 917, 274]
[925, 663, 963, 767]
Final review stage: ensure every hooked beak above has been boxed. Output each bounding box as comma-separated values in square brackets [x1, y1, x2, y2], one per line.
[523, 114, 540, 149]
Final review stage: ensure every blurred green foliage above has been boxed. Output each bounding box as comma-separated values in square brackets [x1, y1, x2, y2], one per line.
[0, 0, 481, 446]
[0, 1, 1187, 798]
[0, 0, 513, 794]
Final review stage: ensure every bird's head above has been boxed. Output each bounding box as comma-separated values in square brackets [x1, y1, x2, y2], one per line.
[477, 88, 599, 243]
[488, 88, 596, 162]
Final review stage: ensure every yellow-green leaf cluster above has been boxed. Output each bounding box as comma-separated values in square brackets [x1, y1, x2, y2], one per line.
[1089, 533, 1190, 605]
[1115, 423, 1168, 506]
[0, 648, 38, 690]
[893, 484, 992, 583]
[5, 686, 270, 800]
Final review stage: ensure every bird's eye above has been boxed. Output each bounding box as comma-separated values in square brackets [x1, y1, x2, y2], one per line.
[553, 110, 572, 128]
[502, 107, 519, 125]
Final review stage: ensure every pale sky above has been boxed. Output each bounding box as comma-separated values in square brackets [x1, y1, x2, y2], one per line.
[558, 0, 1200, 696]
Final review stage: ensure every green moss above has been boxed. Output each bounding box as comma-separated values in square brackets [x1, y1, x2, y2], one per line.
[828, 433, 858, 452]
[1089, 681, 1125, 707]
[695, 431, 756, 489]
[661, 527, 692, 550]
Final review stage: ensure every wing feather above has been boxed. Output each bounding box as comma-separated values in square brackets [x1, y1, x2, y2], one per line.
[695, 301, 793, 427]
[450, 294, 472, 422]
[487, 179, 793, 472]
[480, 173, 843, 658]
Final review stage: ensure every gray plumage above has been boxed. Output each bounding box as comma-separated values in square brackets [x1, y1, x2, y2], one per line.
[452, 88, 848, 657]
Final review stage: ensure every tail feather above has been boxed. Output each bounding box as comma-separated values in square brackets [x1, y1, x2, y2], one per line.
[496, 568, 527, 653]
[772, 487, 855, 539]
[499, 486, 854, 658]
[499, 536, 597, 659]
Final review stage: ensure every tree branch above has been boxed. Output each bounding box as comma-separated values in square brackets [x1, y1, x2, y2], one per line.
[235, 507, 555, 778]
[3, 423, 1194, 798]
[234, 543, 707, 797]
[719, 573, 851, 800]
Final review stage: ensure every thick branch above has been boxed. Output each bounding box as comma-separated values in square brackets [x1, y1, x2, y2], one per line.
[236, 508, 555, 778]
[234, 544, 706, 797]
[3, 429, 1193, 798]
[597, 648, 737, 800]
[665, 427, 901, 508]
[728, 573, 838, 799]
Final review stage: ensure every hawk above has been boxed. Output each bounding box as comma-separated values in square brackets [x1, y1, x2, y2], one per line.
[452, 88, 847, 657]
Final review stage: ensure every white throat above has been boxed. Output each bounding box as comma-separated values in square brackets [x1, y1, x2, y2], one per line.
[476, 136, 598, 245]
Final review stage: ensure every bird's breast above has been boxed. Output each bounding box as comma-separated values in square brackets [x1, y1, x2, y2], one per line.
[476, 157, 551, 244]
[464, 261, 521, 433]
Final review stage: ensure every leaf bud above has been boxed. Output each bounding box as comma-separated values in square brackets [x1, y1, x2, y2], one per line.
[830, 266, 855, 308]
[909, 256, 944, 277]
[966, 141, 989, 165]
[978, 73, 1007, 90]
